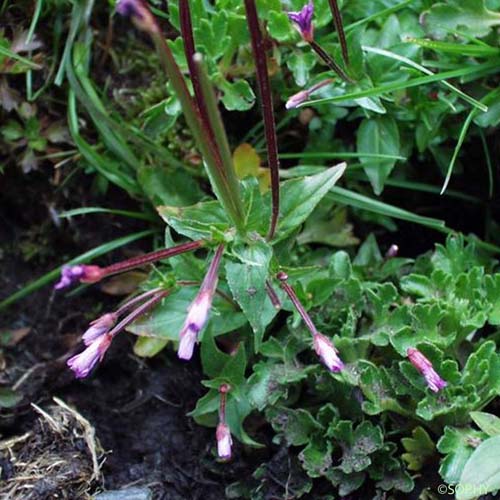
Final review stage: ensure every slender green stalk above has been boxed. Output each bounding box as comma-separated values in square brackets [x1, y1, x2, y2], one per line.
[136, 14, 245, 230]
[191, 54, 244, 228]
[244, 0, 281, 240]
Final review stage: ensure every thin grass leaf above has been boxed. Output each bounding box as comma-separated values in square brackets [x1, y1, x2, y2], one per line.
[328, 187, 446, 230]
[68, 92, 141, 194]
[59, 207, 157, 222]
[362, 46, 489, 112]
[479, 130, 494, 199]
[441, 111, 475, 194]
[0, 44, 41, 69]
[280, 152, 406, 161]
[0, 229, 157, 310]
[408, 38, 500, 57]
[25, 0, 44, 100]
[305, 59, 497, 110]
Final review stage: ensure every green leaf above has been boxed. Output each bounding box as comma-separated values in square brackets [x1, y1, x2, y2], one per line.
[470, 412, 500, 437]
[286, 51, 317, 86]
[127, 287, 246, 341]
[329, 420, 384, 473]
[424, 0, 500, 38]
[219, 78, 256, 111]
[457, 435, 500, 500]
[401, 427, 436, 471]
[225, 241, 276, 351]
[133, 337, 169, 357]
[157, 200, 230, 240]
[0, 387, 23, 408]
[267, 407, 322, 446]
[437, 427, 486, 484]
[357, 116, 400, 195]
[138, 166, 203, 207]
[485, 274, 500, 325]
[274, 163, 346, 241]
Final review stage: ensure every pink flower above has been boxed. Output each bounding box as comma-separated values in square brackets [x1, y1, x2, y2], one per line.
[178, 291, 212, 360]
[177, 246, 224, 361]
[55, 264, 104, 289]
[407, 347, 447, 393]
[313, 333, 344, 372]
[288, 1, 314, 42]
[82, 313, 117, 346]
[286, 90, 310, 109]
[216, 423, 233, 461]
[67, 334, 112, 379]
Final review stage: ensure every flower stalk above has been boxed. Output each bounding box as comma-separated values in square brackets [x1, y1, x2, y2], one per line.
[67, 288, 170, 378]
[55, 240, 204, 289]
[244, 0, 281, 240]
[277, 271, 344, 372]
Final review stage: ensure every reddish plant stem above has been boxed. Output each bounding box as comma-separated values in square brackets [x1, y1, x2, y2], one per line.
[218, 383, 230, 423]
[115, 287, 164, 316]
[265, 280, 281, 309]
[244, 0, 280, 240]
[277, 272, 318, 336]
[309, 40, 353, 83]
[327, 0, 349, 66]
[109, 289, 171, 338]
[102, 240, 204, 277]
[178, 0, 219, 159]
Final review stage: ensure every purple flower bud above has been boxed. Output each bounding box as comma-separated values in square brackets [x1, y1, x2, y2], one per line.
[177, 246, 224, 361]
[288, 1, 314, 42]
[216, 423, 233, 461]
[55, 264, 104, 290]
[82, 313, 117, 346]
[407, 347, 447, 393]
[385, 244, 399, 258]
[67, 333, 112, 379]
[286, 90, 310, 109]
[313, 333, 344, 372]
[178, 291, 212, 360]
[116, 0, 158, 33]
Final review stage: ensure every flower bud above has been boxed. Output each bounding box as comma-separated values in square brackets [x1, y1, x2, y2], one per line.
[177, 291, 212, 360]
[82, 313, 117, 346]
[313, 333, 344, 372]
[407, 347, 447, 393]
[55, 264, 104, 290]
[67, 333, 112, 379]
[286, 90, 310, 109]
[216, 423, 233, 461]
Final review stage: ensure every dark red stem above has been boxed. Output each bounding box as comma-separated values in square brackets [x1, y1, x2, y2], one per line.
[265, 280, 281, 309]
[178, 0, 219, 158]
[328, 0, 349, 66]
[277, 272, 318, 336]
[309, 40, 353, 83]
[102, 240, 204, 277]
[244, 0, 280, 240]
